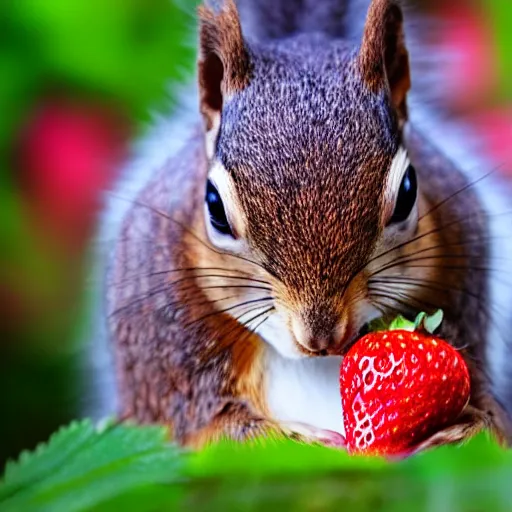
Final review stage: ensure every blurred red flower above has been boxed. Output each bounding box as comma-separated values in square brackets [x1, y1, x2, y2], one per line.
[470, 108, 512, 172]
[434, 2, 497, 112]
[431, 0, 511, 173]
[16, 96, 129, 255]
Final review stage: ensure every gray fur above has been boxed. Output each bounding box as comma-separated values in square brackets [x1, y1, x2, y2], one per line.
[236, 0, 350, 40]
[231, 0, 512, 424]
[237, 0, 422, 46]
[219, 36, 396, 295]
[91, 0, 512, 442]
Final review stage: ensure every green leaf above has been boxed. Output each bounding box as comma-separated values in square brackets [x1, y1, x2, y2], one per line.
[0, 420, 97, 502]
[388, 315, 415, 332]
[2, 421, 512, 511]
[185, 434, 512, 512]
[367, 316, 390, 332]
[418, 310, 443, 334]
[373, 310, 444, 334]
[0, 419, 183, 512]
[187, 437, 388, 480]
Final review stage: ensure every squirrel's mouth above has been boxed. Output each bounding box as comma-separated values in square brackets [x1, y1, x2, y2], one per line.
[338, 322, 371, 356]
[297, 322, 372, 358]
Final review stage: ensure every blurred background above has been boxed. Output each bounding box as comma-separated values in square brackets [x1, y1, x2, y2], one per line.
[0, 0, 510, 473]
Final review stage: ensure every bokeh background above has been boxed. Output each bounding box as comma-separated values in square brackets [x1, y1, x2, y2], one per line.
[0, 0, 511, 483]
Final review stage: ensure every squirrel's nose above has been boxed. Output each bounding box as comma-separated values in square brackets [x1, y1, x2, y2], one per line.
[291, 315, 344, 353]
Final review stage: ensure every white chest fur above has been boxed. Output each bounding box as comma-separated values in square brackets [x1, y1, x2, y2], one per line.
[264, 346, 345, 435]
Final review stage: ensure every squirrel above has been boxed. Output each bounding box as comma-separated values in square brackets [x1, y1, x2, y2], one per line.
[89, 0, 512, 451]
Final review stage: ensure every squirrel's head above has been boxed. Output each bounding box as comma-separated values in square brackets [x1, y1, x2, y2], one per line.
[195, 0, 441, 358]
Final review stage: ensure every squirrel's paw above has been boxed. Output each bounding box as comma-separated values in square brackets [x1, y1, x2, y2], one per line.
[282, 422, 346, 449]
[387, 406, 486, 461]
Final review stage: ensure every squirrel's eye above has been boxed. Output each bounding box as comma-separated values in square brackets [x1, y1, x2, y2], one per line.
[388, 164, 417, 225]
[206, 179, 233, 236]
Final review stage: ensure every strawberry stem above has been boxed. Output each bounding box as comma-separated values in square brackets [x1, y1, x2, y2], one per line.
[388, 315, 416, 332]
[369, 310, 444, 334]
[416, 310, 444, 334]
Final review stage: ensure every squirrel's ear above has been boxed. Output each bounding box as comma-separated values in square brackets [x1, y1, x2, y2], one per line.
[358, 0, 410, 122]
[198, 0, 251, 146]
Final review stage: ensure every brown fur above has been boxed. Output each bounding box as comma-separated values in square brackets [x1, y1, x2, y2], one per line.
[106, 0, 512, 449]
[358, 0, 410, 121]
[198, 0, 252, 130]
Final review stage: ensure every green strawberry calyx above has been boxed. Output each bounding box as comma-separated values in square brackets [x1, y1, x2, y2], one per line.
[369, 310, 444, 335]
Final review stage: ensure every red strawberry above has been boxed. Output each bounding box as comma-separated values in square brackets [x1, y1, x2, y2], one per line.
[340, 311, 470, 456]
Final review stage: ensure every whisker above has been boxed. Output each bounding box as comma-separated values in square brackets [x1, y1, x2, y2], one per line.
[109, 282, 272, 319]
[154, 294, 240, 320]
[369, 297, 414, 321]
[369, 279, 451, 303]
[195, 284, 272, 292]
[370, 294, 482, 361]
[369, 283, 507, 353]
[417, 166, 503, 222]
[376, 248, 512, 271]
[200, 305, 275, 361]
[368, 236, 510, 271]
[182, 297, 274, 330]
[370, 275, 509, 316]
[365, 209, 512, 270]
[370, 264, 512, 284]
[232, 311, 273, 370]
[368, 287, 438, 314]
[106, 192, 273, 276]
[369, 256, 512, 281]
[108, 282, 181, 319]
[250, 314, 272, 338]
[340, 210, 512, 303]
[108, 273, 272, 292]
[106, 266, 269, 288]
[369, 254, 467, 278]
[369, 277, 510, 350]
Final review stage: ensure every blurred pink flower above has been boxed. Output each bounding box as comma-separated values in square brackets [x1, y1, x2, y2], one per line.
[470, 108, 512, 173]
[434, 2, 498, 112]
[17, 96, 129, 254]
[430, 1, 510, 173]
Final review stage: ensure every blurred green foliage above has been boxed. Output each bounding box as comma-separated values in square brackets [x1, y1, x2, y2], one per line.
[1, 420, 512, 512]
[0, 0, 198, 297]
[484, 0, 512, 100]
[0, 0, 196, 145]
[0, 0, 197, 302]
[0, 0, 197, 466]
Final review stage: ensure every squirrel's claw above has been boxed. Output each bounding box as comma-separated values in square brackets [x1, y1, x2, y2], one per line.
[278, 405, 493, 458]
[386, 406, 487, 461]
[282, 422, 346, 449]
